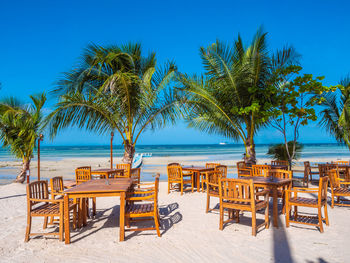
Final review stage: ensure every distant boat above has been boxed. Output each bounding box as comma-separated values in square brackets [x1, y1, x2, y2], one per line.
[219, 142, 228, 145]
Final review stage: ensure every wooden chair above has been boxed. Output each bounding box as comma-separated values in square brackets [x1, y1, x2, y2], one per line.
[304, 161, 319, 186]
[328, 169, 350, 207]
[75, 166, 96, 216]
[125, 174, 161, 237]
[200, 163, 221, 192]
[49, 176, 77, 226]
[237, 161, 252, 177]
[285, 176, 329, 232]
[219, 178, 269, 236]
[116, 163, 131, 178]
[25, 180, 76, 242]
[206, 168, 227, 213]
[318, 163, 337, 178]
[167, 164, 194, 195]
[252, 165, 270, 177]
[75, 166, 92, 184]
[271, 160, 288, 166]
[268, 169, 293, 213]
[130, 168, 141, 185]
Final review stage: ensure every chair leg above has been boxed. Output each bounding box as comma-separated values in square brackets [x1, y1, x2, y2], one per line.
[236, 210, 240, 223]
[324, 203, 329, 226]
[154, 214, 161, 237]
[49, 215, 54, 225]
[286, 203, 290, 228]
[72, 206, 77, 230]
[43, 216, 48, 229]
[219, 205, 224, 230]
[294, 206, 298, 221]
[265, 204, 269, 229]
[206, 194, 210, 213]
[181, 182, 183, 196]
[252, 210, 257, 236]
[24, 214, 32, 242]
[191, 177, 194, 193]
[92, 197, 96, 217]
[168, 181, 170, 194]
[318, 207, 324, 233]
[331, 194, 335, 208]
[59, 207, 64, 242]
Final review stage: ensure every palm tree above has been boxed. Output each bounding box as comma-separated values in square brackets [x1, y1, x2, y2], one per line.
[267, 142, 303, 166]
[0, 93, 46, 183]
[318, 76, 350, 148]
[178, 29, 298, 165]
[47, 43, 182, 163]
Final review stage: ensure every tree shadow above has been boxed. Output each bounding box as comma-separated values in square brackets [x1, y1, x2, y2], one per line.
[0, 194, 26, 200]
[272, 216, 294, 263]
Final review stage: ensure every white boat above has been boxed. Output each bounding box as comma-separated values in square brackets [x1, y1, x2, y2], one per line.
[219, 142, 228, 145]
[132, 153, 143, 168]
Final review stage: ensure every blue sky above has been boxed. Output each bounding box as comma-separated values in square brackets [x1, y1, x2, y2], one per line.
[1, 0, 349, 146]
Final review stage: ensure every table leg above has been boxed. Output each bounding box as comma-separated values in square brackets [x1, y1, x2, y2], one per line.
[81, 198, 87, 226]
[272, 187, 278, 228]
[119, 192, 125, 241]
[64, 194, 70, 244]
[196, 172, 200, 192]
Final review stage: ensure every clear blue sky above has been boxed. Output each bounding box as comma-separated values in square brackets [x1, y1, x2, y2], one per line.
[1, 0, 349, 146]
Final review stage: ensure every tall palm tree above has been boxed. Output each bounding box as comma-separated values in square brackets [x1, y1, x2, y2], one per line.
[178, 29, 298, 164]
[0, 93, 46, 183]
[318, 76, 350, 148]
[47, 43, 183, 163]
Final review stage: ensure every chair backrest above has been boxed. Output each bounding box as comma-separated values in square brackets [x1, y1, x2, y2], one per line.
[167, 164, 182, 180]
[207, 169, 227, 190]
[168, 162, 180, 166]
[216, 165, 227, 177]
[236, 161, 246, 169]
[116, 163, 131, 177]
[50, 176, 64, 196]
[130, 168, 141, 184]
[332, 160, 349, 165]
[206, 163, 220, 169]
[271, 160, 288, 166]
[252, 165, 270, 177]
[318, 176, 329, 202]
[75, 166, 91, 185]
[319, 163, 337, 178]
[328, 169, 340, 188]
[219, 178, 254, 206]
[268, 169, 292, 179]
[27, 180, 49, 206]
[304, 161, 311, 173]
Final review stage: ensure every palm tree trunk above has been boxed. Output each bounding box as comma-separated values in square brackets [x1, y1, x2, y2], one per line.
[245, 138, 256, 166]
[121, 140, 135, 164]
[15, 158, 30, 183]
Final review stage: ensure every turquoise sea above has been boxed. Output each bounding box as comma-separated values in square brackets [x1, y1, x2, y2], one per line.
[1, 143, 350, 161]
[1, 143, 350, 184]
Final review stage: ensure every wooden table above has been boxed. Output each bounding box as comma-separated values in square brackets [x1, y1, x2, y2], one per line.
[270, 165, 288, 170]
[182, 166, 214, 192]
[91, 168, 124, 179]
[240, 176, 292, 228]
[63, 178, 133, 244]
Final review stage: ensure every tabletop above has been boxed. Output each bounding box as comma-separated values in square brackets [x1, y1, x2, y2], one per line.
[240, 176, 292, 186]
[91, 168, 124, 173]
[64, 178, 132, 194]
[182, 166, 215, 172]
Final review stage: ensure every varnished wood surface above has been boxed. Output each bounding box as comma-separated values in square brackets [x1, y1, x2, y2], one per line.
[64, 178, 132, 194]
[182, 166, 215, 192]
[240, 176, 292, 186]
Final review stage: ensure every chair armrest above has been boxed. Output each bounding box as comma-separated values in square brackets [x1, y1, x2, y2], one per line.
[29, 198, 63, 203]
[183, 172, 194, 176]
[286, 188, 318, 194]
[255, 189, 269, 197]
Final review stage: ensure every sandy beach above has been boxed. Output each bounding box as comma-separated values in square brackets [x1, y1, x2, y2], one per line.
[0, 154, 338, 184]
[0, 180, 349, 263]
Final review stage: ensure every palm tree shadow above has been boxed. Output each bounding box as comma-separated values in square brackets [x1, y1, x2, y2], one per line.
[273, 216, 294, 263]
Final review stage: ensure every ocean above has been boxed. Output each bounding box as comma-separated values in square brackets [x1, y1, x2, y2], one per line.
[1, 143, 350, 184]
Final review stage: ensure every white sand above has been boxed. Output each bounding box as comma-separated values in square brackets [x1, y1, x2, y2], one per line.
[0, 181, 349, 262]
